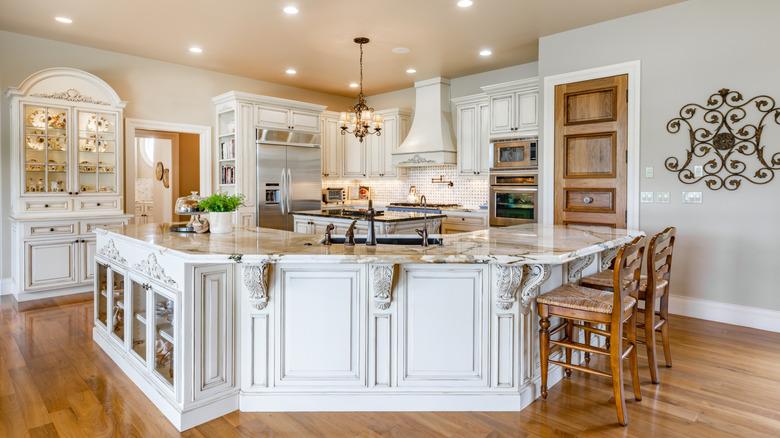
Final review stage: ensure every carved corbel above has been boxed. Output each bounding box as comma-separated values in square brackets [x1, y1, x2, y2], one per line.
[496, 263, 551, 313]
[566, 254, 595, 283]
[370, 264, 395, 310]
[243, 261, 271, 310]
[600, 247, 619, 271]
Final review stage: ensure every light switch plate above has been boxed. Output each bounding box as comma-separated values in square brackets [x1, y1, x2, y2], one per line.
[655, 191, 671, 203]
[693, 165, 704, 177]
[641, 192, 654, 203]
[682, 191, 702, 204]
[645, 166, 654, 178]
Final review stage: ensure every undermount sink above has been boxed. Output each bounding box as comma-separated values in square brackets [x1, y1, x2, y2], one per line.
[327, 236, 444, 246]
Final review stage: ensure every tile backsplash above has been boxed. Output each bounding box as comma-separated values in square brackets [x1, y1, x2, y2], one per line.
[324, 165, 489, 208]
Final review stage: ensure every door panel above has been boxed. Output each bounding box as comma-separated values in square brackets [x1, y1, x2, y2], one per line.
[555, 75, 627, 228]
[343, 135, 366, 177]
[257, 144, 287, 230]
[25, 240, 77, 290]
[457, 105, 477, 175]
[489, 94, 514, 134]
[256, 106, 290, 129]
[287, 145, 322, 222]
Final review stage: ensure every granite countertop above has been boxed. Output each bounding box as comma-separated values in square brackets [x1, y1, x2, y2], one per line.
[292, 209, 446, 222]
[100, 223, 642, 265]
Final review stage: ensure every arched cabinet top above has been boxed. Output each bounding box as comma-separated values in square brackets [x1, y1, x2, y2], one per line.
[6, 67, 127, 109]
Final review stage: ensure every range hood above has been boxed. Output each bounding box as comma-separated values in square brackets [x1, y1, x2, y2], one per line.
[392, 77, 457, 167]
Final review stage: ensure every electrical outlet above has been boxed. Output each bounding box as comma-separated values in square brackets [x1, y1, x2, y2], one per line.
[641, 192, 654, 203]
[694, 165, 704, 177]
[645, 166, 654, 178]
[655, 191, 670, 203]
[682, 191, 702, 204]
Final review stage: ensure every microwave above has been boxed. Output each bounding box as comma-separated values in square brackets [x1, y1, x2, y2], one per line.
[490, 137, 538, 170]
[322, 187, 345, 204]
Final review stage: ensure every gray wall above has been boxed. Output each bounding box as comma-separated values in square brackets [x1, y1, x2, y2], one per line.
[0, 31, 354, 282]
[539, 0, 780, 310]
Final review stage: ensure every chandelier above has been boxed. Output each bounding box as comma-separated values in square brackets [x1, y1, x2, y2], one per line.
[340, 37, 383, 142]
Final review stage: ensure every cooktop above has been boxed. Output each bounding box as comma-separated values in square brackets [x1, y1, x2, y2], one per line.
[388, 202, 462, 208]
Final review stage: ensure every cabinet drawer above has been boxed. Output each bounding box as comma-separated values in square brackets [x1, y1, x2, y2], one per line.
[443, 215, 487, 227]
[80, 219, 128, 235]
[76, 198, 121, 212]
[22, 198, 71, 213]
[442, 224, 483, 234]
[25, 222, 78, 237]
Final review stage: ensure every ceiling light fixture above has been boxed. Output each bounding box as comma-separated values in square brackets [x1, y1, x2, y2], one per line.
[54, 16, 73, 24]
[285, 68, 297, 75]
[283, 5, 299, 15]
[349, 82, 359, 88]
[406, 68, 417, 74]
[339, 37, 382, 143]
[189, 46, 203, 54]
[479, 48, 493, 57]
[392, 47, 411, 54]
[457, 0, 474, 7]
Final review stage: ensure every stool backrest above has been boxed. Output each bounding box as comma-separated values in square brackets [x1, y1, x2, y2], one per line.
[611, 235, 646, 324]
[646, 227, 677, 293]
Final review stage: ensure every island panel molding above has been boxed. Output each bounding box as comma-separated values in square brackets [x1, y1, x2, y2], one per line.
[665, 88, 780, 190]
[242, 261, 271, 310]
[370, 264, 395, 310]
[31, 88, 110, 105]
[97, 238, 127, 265]
[134, 253, 178, 288]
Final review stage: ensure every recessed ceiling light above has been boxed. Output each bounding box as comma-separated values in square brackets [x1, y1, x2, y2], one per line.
[349, 82, 359, 88]
[457, 0, 474, 7]
[392, 47, 411, 54]
[285, 68, 297, 75]
[406, 68, 417, 74]
[479, 49, 492, 57]
[189, 46, 203, 54]
[54, 16, 73, 24]
[283, 5, 299, 15]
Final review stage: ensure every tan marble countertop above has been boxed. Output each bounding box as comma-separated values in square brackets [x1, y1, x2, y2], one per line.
[100, 223, 642, 265]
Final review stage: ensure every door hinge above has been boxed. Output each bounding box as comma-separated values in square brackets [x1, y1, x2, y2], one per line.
[626, 89, 629, 102]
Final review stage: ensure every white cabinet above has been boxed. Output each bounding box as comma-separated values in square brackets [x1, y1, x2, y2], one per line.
[342, 109, 410, 179]
[343, 134, 367, 177]
[481, 78, 539, 138]
[453, 96, 491, 176]
[321, 113, 343, 178]
[256, 105, 320, 132]
[80, 238, 97, 283]
[24, 239, 78, 290]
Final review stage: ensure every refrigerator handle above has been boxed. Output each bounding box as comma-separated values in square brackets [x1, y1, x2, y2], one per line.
[280, 168, 286, 214]
[286, 168, 293, 213]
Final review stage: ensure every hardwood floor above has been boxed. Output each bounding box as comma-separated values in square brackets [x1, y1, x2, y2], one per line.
[1, 294, 779, 437]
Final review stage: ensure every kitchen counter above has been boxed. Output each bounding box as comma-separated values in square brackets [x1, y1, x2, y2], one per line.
[293, 209, 447, 222]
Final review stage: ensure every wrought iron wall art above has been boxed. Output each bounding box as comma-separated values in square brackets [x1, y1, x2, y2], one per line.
[665, 88, 780, 190]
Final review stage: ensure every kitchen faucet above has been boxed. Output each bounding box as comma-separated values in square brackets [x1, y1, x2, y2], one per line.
[366, 200, 377, 246]
[321, 223, 335, 245]
[415, 195, 429, 247]
[345, 220, 357, 246]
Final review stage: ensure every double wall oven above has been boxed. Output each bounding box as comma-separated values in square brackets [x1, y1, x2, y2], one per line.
[489, 136, 538, 226]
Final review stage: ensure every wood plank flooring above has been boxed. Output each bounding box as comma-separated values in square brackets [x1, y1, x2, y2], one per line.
[1, 294, 779, 437]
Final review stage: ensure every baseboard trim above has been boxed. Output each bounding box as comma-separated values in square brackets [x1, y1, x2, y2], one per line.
[0, 278, 14, 296]
[14, 286, 92, 302]
[670, 295, 780, 333]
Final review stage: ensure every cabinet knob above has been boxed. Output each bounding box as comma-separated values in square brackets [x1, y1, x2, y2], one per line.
[96, 203, 101, 207]
[49, 227, 55, 232]
[44, 204, 49, 208]
[583, 196, 594, 205]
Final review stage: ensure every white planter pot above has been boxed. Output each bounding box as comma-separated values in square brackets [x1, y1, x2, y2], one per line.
[209, 211, 234, 234]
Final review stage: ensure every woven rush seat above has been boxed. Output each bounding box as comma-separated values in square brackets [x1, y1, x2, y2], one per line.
[580, 271, 669, 299]
[537, 283, 637, 314]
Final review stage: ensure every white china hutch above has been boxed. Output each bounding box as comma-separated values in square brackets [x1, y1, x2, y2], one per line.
[7, 68, 131, 301]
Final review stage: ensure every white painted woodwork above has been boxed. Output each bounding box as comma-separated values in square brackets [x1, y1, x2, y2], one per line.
[80, 239, 97, 283]
[478, 103, 491, 174]
[342, 133, 367, 177]
[516, 92, 538, 130]
[344, 109, 409, 178]
[275, 265, 365, 386]
[290, 110, 320, 132]
[457, 105, 477, 175]
[256, 105, 290, 129]
[321, 113, 343, 178]
[250, 314, 270, 388]
[489, 94, 514, 136]
[25, 239, 78, 289]
[372, 314, 392, 387]
[398, 265, 489, 387]
[481, 77, 539, 138]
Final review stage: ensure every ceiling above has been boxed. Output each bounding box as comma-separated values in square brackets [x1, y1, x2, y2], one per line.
[0, 0, 682, 96]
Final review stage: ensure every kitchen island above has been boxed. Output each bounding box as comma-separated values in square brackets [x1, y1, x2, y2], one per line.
[92, 223, 640, 431]
[291, 208, 445, 235]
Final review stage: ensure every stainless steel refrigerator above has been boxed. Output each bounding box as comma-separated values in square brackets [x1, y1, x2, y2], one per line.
[256, 128, 322, 231]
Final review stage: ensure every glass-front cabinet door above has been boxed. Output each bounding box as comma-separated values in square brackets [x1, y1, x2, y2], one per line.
[110, 270, 126, 342]
[77, 110, 118, 194]
[129, 278, 148, 363]
[96, 261, 109, 327]
[23, 104, 70, 194]
[153, 289, 175, 388]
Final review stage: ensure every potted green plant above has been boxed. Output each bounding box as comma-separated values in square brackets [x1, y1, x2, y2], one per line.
[198, 193, 245, 234]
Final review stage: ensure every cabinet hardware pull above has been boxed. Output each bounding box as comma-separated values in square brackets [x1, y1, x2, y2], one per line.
[44, 204, 49, 208]
[583, 196, 594, 204]
[49, 228, 55, 232]
[96, 203, 101, 207]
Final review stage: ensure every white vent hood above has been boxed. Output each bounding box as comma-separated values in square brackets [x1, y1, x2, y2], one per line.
[392, 77, 457, 167]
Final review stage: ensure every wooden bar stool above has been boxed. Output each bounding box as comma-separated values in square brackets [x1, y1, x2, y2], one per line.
[536, 236, 646, 426]
[580, 227, 676, 384]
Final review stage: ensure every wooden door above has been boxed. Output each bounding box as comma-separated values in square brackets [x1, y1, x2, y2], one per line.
[554, 75, 628, 228]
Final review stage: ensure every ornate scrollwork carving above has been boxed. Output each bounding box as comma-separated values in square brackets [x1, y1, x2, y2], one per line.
[97, 239, 126, 265]
[600, 247, 619, 271]
[400, 154, 436, 165]
[31, 88, 110, 105]
[665, 88, 780, 190]
[134, 253, 177, 287]
[370, 264, 395, 310]
[567, 254, 595, 283]
[243, 261, 270, 310]
[496, 264, 551, 313]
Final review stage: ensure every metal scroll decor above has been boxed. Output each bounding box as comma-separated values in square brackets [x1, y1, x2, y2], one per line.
[665, 88, 780, 190]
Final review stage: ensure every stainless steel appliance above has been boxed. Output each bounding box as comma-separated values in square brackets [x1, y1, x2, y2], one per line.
[256, 128, 322, 231]
[490, 137, 538, 170]
[489, 173, 538, 226]
[322, 187, 345, 204]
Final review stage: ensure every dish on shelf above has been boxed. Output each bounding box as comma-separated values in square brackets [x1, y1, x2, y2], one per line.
[99, 186, 115, 192]
[26, 136, 46, 150]
[25, 159, 44, 172]
[80, 184, 95, 192]
[86, 114, 112, 132]
[27, 178, 46, 192]
[27, 109, 67, 129]
[79, 138, 109, 152]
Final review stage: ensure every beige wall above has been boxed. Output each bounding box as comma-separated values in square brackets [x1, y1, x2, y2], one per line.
[178, 132, 200, 200]
[0, 30, 354, 281]
[538, 0, 780, 311]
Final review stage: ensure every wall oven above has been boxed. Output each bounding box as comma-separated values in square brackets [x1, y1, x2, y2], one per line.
[490, 137, 537, 170]
[489, 173, 538, 226]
